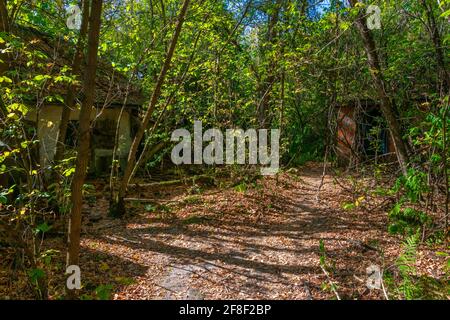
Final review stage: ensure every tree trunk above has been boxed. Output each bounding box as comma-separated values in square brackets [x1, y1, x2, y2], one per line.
[54, 0, 90, 163]
[0, 0, 9, 116]
[258, 0, 282, 128]
[420, 0, 449, 235]
[421, 0, 450, 92]
[66, 0, 103, 299]
[349, 0, 409, 176]
[110, 0, 191, 218]
[0, 0, 8, 50]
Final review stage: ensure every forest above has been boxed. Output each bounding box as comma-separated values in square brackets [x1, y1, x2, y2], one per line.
[0, 0, 449, 301]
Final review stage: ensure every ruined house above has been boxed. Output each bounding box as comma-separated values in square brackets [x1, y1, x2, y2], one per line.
[11, 26, 144, 174]
[335, 100, 396, 166]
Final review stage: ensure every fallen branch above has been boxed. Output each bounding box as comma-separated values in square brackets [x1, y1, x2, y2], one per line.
[123, 198, 176, 204]
[345, 239, 379, 252]
[320, 265, 341, 300]
[302, 281, 313, 300]
[128, 174, 214, 188]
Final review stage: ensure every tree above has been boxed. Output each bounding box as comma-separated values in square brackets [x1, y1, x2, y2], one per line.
[110, 0, 191, 218]
[66, 0, 103, 299]
[420, 0, 450, 92]
[254, 0, 283, 129]
[0, 0, 9, 116]
[349, 0, 409, 176]
[54, 0, 90, 163]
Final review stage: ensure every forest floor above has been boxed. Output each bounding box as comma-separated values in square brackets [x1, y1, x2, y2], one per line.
[1, 163, 448, 299]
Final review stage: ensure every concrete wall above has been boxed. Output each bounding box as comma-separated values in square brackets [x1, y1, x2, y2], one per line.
[26, 105, 132, 172]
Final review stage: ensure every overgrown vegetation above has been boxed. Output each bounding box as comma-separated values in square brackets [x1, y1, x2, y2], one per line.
[1, 0, 449, 300]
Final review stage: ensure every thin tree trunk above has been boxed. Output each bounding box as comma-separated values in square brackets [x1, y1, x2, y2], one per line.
[349, 0, 409, 176]
[111, 0, 191, 217]
[258, 0, 282, 128]
[421, 0, 450, 92]
[0, 0, 9, 116]
[443, 104, 449, 237]
[279, 68, 285, 135]
[130, 24, 202, 180]
[66, 0, 103, 299]
[0, 0, 8, 50]
[420, 0, 449, 236]
[54, 0, 90, 163]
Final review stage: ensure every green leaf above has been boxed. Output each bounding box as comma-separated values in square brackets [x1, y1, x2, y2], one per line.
[0, 194, 7, 204]
[440, 9, 450, 18]
[36, 222, 51, 234]
[435, 252, 449, 257]
[95, 284, 113, 300]
[8, 103, 29, 115]
[0, 76, 12, 83]
[63, 167, 76, 177]
[342, 202, 356, 211]
[234, 182, 247, 193]
[28, 268, 45, 283]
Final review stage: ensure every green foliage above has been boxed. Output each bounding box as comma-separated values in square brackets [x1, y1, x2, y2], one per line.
[182, 215, 207, 225]
[318, 240, 335, 273]
[34, 222, 51, 235]
[388, 205, 431, 236]
[384, 234, 449, 300]
[319, 239, 326, 267]
[318, 240, 339, 297]
[1, 0, 449, 301]
[392, 168, 429, 203]
[28, 268, 45, 285]
[114, 277, 136, 286]
[396, 234, 420, 300]
[425, 230, 446, 246]
[341, 202, 356, 211]
[388, 168, 434, 237]
[27, 267, 47, 299]
[182, 195, 202, 205]
[341, 196, 365, 211]
[144, 204, 157, 212]
[38, 249, 60, 266]
[95, 284, 114, 300]
[234, 182, 248, 193]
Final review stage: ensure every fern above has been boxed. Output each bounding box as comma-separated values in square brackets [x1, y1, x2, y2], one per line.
[396, 234, 422, 299]
[388, 205, 431, 236]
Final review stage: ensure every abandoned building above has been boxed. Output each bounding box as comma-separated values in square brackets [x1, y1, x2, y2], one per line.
[11, 26, 144, 174]
[335, 100, 396, 166]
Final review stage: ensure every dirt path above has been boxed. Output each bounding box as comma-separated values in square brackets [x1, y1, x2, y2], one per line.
[77, 164, 400, 300]
[2, 166, 446, 300]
